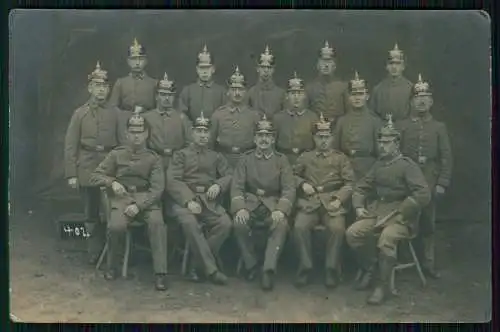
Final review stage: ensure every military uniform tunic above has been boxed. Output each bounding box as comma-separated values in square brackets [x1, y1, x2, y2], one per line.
[89, 146, 167, 274]
[178, 80, 226, 122]
[210, 105, 262, 168]
[247, 81, 286, 119]
[231, 149, 296, 272]
[64, 101, 121, 257]
[293, 149, 355, 273]
[305, 75, 349, 121]
[273, 109, 319, 165]
[397, 114, 453, 270]
[346, 154, 430, 265]
[333, 108, 383, 180]
[166, 144, 232, 276]
[369, 76, 413, 122]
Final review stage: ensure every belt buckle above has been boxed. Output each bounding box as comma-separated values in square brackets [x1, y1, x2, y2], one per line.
[96, 145, 104, 152]
[195, 186, 205, 194]
[418, 156, 427, 164]
[316, 186, 324, 193]
[292, 148, 299, 154]
[128, 185, 137, 193]
[231, 147, 240, 153]
[164, 148, 172, 155]
[256, 189, 265, 196]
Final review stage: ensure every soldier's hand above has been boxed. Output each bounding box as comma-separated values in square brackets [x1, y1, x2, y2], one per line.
[271, 210, 285, 224]
[187, 200, 202, 214]
[68, 177, 78, 189]
[206, 184, 221, 200]
[235, 209, 250, 224]
[356, 207, 369, 218]
[111, 181, 127, 196]
[329, 199, 342, 210]
[435, 185, 446, 195]
[302, 183, 316, 196]
[124, 204, 139, 218]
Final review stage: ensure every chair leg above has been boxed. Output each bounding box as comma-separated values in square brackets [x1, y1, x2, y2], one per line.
[95, 241, 108, 271]
[236, 257, 243, 276]
[409, 241, 427, 287]
[390, 267, 399, 295]
[122, 230, 131, 278]
[181, 241, 190, 276]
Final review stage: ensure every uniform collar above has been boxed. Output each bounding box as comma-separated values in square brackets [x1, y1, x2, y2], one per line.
[228, 104, 244, 113]
[156, 107, 175, 116]
[412, 113, 433, 122]
[257, 79, 276, 91]
[287, 108, 307, 116]
[87, 99, 101, 110]
[126, 145, 148, 154]
[255, 149, 274, 160]
[317, 74, 336, 84]
[387, 75, 404, 86]
[349, 106, 368, 115]
[198, 80, 213, 88]
[190, 142, 208, 153]
[129, 72, 145, 80]
[381, 152, 403, 165]
[316, 149, 332, 157]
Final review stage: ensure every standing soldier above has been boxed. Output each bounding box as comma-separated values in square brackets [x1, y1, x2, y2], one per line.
[305, 41, 349, 125]
[369, 43, 413, 122]
[64, 61, 120, 265]
[167, 112, 232, 285]
[293, 114, 355, 289]
[345, 116, 431, 305]
[211, 66, 262, 169]
[108, 38, 158, 137]
[334, 71, 383, 180]
[398, 74, 452, 279]
[247, 45, 286, 118]
[179, 45, 226, 122]
[274, 72, 319, 166]
[231, 115, 296, 291]
[89, 112, 168, 291]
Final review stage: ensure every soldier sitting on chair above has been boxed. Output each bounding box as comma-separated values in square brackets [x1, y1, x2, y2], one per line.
[89, 112, 168, 291]
[345, 115, 431, 305]
[231, 114, 296, 291]
[292, 113, 355, 289]
[166, 112, 232, 286]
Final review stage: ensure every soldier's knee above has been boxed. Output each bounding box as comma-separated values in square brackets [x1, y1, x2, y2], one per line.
[273, 220, 289, 234]
[107, 221, 127, 233]
[293, 214, 312, 233]
[377, 233, 399, 258]
[326, 217, 345, 235]
[233, 221, 250, 235]
[178, 215, 199, 230]
[218, 214, 233, 231]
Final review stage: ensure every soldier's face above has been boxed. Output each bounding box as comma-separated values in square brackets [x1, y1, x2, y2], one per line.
[228, 87, 246, 104]
[257, 65, 274, 81]
[255, 132, 275, 150]
[127, 57, 147, 72]
[288, 91, 306, 109]
[193, 127, 210, 146]
[314, 133, 333, 151]
[127, 130, 148, 147]
[157, 91, 175, 109]
[196, 66, 214, 82]
[412, 95, 433, 113]
[386, 61, 405, 77]
[377, 139, 399, 158]
[317, 59, 335, 75]
[89, 82, 110, 101]
[349, 92, 368, 109]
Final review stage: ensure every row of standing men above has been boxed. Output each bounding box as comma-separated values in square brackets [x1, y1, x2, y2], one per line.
[64, 38, 453, 306]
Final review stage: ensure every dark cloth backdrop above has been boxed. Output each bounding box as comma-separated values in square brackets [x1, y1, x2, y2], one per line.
[9, 10, 491, 222]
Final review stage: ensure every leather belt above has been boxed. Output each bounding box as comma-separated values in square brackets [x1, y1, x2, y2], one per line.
[156, 148, 175, 156]
[217, 144, 254, 154]
[250, 188, 278, 197]
[279, 147, 303, 155]
[346, 149, 372, 157]
[377, 195, 404, 203]
[81, 144, 114, 152]
[189, 185, 207, 194]
[315, 183, 343, 193]
[124, 185, 149, 193]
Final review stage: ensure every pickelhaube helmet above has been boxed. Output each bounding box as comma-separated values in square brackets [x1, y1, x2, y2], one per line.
[255, 114, 275, 134]
[128, 38, 146, 58]
[227, 66, 246, 88]
[319, 41, 335, 60]
[157, 72, 176, 94]
[412, 74, 432, 97]
[127, 109, 148, 133]
[313, 113, 332, 135]
[388, 43, 404, 63]
[88, 61, 108, 84]
[258, 45, 275, 67]
[197, 45, 213, 67]
[193, 111, 211, 129]
[287, 72, 305, 92]
[378, 114, 400, 141]
[348, 71, 368, 94]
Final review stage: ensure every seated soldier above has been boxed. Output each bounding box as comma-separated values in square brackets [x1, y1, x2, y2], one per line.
[345, 115, 431, 305]
[293, 113, 355, 289]
[89, 112, 168, 291]
[231, 114, 296, 291]
[166, 112, 232, 285]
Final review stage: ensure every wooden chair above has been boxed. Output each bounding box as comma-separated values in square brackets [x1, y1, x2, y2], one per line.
[181, 224, 225, 276]
[390, 237, 427, 295]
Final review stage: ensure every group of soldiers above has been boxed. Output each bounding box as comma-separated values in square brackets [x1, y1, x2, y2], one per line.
[64, 38, 453, 306]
